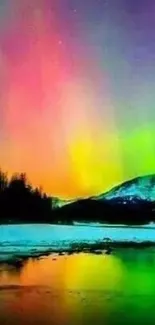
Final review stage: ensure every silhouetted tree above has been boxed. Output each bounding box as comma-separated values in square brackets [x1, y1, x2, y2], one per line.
[0, 167, 154, 225]
[0, 170, 8, 192]
[0, 169, 52, 223]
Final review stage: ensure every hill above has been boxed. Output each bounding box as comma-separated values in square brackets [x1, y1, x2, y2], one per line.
[56, 175, 155, 225]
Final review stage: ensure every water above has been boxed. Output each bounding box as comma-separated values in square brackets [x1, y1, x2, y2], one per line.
[0, 249, 155, 324]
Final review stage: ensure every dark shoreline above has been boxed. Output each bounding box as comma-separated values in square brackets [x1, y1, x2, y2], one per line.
[1, 241, 155, 266]
[0, 221, 153, 228]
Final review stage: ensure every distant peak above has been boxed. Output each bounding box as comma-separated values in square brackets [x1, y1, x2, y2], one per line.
[95, 174, 155, 203]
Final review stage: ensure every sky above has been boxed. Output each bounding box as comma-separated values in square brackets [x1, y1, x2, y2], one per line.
[0, 0, 155, 199]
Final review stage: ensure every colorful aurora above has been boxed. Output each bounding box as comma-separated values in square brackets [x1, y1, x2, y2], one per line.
[0, 0, 155, 199]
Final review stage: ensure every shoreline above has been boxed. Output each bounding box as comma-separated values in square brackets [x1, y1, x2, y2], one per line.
[1, 241, 155, 265]
[1, 223, 155, 263]
[0, 221, 154, 228]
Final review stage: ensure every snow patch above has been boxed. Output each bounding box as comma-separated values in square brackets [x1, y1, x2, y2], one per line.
[0, 224, 155, 261]
[99, 175, 155, 202]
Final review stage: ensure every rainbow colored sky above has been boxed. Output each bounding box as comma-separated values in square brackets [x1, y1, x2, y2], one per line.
[0, 0, 155, 199]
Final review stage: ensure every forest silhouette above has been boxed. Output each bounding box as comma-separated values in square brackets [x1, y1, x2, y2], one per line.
[0, 169, 154, 225]
[0, 170, 52, 223]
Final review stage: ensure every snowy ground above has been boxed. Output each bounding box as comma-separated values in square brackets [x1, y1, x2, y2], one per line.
[0, 223, 155, 261]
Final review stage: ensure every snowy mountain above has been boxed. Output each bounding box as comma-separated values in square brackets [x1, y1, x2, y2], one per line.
[95, 175, 155, 203]
[53, 175, 155, 211]
[51, 175, 155, 224]
[52, 197, 80, 209]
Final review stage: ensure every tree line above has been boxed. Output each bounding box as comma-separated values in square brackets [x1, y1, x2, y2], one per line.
[0, 168, 154, 225]
[0, 170, 53, 223]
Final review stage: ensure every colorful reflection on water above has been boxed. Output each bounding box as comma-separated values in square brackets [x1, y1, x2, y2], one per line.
[0, 250, 155, 324]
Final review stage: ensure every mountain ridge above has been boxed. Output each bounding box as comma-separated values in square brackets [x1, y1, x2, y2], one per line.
[96, 174, 155, 202]
[53, 174, 155, 209]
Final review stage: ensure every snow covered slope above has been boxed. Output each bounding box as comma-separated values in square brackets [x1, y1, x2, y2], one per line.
[53, 175, 155, 209]
[52, 197, 77, 209]
[96, 175, 155, 203]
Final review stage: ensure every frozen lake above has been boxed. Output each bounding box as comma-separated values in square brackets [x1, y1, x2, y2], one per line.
[0, 223, 155, 261]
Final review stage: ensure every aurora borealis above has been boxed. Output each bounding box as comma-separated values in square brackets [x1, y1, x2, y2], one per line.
[0, 0, 155, 199]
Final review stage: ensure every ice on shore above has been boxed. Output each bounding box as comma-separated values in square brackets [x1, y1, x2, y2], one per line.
[0, 223, 155, 261]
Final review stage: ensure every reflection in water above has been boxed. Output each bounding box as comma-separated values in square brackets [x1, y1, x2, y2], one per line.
[0, 250, 155, 324]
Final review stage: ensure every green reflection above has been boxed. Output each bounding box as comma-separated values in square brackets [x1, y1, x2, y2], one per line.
[0, 250, 155, 324]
